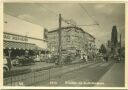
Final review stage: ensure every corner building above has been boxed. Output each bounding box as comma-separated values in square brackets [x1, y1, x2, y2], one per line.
[47, 26, 95, 59]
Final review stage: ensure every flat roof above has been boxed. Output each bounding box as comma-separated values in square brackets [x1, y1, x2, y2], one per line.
[48, 26, 95, 39]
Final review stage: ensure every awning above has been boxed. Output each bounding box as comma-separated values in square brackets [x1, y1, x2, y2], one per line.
[4, 41, 37, 50]
[35, 46, 50, 52]
[35, 46, 43, 51]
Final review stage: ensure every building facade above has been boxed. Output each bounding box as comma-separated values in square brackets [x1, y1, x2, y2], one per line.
[4, 14, 48, 60]
[47, 26, 95, 58]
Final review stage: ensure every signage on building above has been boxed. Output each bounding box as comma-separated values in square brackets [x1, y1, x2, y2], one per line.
[4, 33, 28, 42]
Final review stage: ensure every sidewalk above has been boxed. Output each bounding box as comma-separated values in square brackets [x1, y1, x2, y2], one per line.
[11, 62, 54, 71]
[95, 62, 125, 87]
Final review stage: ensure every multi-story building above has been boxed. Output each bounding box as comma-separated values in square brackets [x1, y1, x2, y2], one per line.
[47, 26, 95, 57]
[4, 14, 48, 60]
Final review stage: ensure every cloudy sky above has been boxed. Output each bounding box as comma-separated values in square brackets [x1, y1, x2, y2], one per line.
[4, 3, 125, 47]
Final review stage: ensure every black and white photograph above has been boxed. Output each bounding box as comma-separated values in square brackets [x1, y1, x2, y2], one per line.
[3, 3, 125, 87]
[2, 89, 127, 90]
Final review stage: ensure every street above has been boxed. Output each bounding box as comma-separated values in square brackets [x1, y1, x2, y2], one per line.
[4, 58, 124, 87]
[35, 60, 124, 87]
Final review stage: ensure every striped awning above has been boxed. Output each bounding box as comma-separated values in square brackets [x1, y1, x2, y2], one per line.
[4, 41, 37, 50]
[35, 46, 49, 51]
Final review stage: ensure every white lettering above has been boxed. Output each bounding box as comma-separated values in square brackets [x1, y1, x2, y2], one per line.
[4, 33, 28, 42]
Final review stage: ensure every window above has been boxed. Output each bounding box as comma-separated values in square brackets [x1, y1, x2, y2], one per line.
[66, 35, 70, 42]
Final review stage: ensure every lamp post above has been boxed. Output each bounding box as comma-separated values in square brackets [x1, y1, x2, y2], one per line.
[120, 33, 122, 61]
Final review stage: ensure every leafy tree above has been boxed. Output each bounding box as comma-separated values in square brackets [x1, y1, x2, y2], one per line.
[99, 44, 107, 54]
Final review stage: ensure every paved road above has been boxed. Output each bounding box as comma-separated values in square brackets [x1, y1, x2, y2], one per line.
[4, 59, 124, 87]
[35, 60, 124, 87]
[4, 60, 97, 86]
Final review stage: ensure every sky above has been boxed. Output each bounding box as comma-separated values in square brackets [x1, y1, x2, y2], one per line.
[4, 3, 125, 48]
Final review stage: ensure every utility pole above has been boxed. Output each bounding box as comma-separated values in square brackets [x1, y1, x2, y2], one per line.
[120, 33, 121, 61]
[58, 14, 62, 65]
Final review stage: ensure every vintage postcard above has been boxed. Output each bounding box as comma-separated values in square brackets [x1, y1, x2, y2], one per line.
[2, 89, 127, 90]
[2, 2, 126, 88]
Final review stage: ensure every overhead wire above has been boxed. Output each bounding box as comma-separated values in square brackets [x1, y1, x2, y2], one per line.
[34, 3, 58, 16]
[78, 3, 102, 30]
[34, 3, 102, 29]
[34, 3, 76, 27]
[78, 3, 99, 25]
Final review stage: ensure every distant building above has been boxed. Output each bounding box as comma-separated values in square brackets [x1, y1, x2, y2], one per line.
[47, 26, 95, 58]
[111, 26, 118, 52]
[107, 25, 124, 57]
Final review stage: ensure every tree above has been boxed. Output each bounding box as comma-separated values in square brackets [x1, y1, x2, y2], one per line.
[99, 44, 107, 54]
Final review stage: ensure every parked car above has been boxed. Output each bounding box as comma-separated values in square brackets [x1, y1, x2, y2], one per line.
[40, 54, 45, 62]
[115, 55, 121, 63]
[18, 56, 35, 66]
[63, 53, 74, 64]
[3, 57, 10, 72]
[12, 59, 19, 66]
[34, 57, 40, 62]
[46, 55, 58, 63]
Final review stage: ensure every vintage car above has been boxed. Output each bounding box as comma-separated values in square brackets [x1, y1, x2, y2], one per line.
[46, 55, 58, 63]
[18, 56, 35, 66]
[3, 57, 10, 72]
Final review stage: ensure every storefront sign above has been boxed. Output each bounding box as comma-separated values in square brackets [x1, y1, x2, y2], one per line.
[4, 33, 28, 42]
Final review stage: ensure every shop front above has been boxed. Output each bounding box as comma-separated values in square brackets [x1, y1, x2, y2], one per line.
[3, 32, 48, 66]
[4, 40, 37, 57]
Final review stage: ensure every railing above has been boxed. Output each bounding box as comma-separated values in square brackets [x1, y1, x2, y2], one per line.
[4, 61, 95, 86]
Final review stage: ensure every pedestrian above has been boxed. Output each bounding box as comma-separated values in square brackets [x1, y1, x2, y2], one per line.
[83, 54, 86, 61]
[106, 53, 108, 62]
[80, 54, 83, 61]
[85, 55, 88, 62]
[104, 54, 108, 62]
[101, 54, 104, 61]
[103, 54, 106, 62]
